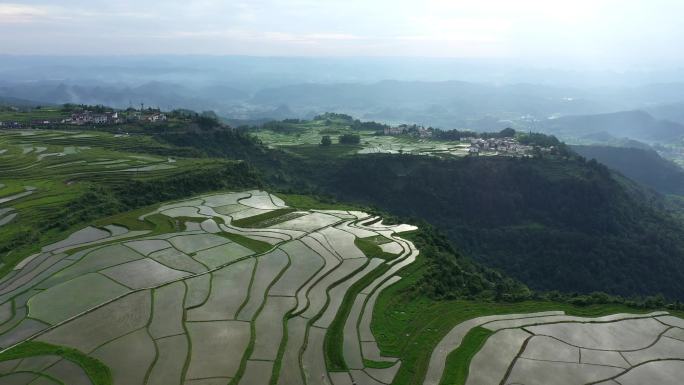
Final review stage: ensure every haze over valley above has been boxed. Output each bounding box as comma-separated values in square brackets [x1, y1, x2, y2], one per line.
[2, 1, 684, 384]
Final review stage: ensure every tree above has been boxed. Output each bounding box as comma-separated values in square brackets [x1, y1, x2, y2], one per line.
[196, 116, 220, 130]
[499, 127, 516, 138]
[320, 135, 332, 146]
[338, 134, 361, 145]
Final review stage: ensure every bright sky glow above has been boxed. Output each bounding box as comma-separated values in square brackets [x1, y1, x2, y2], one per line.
[0, 0, 682, 69]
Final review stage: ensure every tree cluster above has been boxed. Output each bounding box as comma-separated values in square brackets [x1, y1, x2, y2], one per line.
[338, 134, 361, 145]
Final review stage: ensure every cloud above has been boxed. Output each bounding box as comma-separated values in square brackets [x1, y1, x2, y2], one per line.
[0, 3, 51, 23]
[0, 0, 682, 69]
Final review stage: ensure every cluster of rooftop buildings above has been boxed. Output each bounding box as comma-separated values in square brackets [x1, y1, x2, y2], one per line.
[65, 111, 123, 125]
[467, 137, 533, 155]
[0, 110, 167, 129]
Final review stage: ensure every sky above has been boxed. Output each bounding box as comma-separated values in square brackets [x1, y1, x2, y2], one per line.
[0, 0, 683, 70]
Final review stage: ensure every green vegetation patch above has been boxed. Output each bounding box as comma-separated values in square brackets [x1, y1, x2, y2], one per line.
[221, 232, 273, 254]
[275, 193, 359, 211]
[324, 263, 391, 371]
[91, 206, 159, 232]
[0, 341, 112, 385]
[361, 235, 393, 245]
[363, 359, 397, 369]
[355, 236, 399, 260]
[439, 327, 493, 385]
[231, 208, 297, 228]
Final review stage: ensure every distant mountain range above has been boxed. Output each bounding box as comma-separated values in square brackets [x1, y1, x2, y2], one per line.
[0, 81, 247, 113]
[541, 110, 684, 143]
[646, 102, 684, 125]
[0, 95, 51, 107]
[249, 80, 608, 125]
[2, 76, 684, 134]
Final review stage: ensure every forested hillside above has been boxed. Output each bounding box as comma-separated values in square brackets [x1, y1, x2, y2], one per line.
[573, 144, 684, 195]
[309, 155, 684, 299]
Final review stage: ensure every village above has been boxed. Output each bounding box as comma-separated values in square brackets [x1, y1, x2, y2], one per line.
[465, 137, 535, 155]
[381, 123, 537, 156]
[0, 107, 167, 129]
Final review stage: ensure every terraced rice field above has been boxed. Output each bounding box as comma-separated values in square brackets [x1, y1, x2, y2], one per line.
[0, 130, 186, 198]
[0, 129, 234, 272]
[0, 190, 420, 385]
[424, 311, 684, 385]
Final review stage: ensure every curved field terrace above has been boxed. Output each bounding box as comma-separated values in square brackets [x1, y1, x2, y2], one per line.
[425, 311, 684, 385]
[0, 190, 420, 385]
[0, 189, 682, 385]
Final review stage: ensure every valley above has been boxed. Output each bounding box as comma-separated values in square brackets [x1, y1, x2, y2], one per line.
[1, 110, 684, 385]
[4, 3, 684, 384]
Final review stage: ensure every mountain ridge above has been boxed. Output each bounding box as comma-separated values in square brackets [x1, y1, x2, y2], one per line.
[543, 110, 684, 143]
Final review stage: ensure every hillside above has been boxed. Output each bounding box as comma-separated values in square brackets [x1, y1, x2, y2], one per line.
[647, 102, 684, 125]
[573, 144, 684, 195]
[295, 154, 684, 299]
[162, 125, 684, 299]
[136, 116, 684, 300]
[0, 96, 47, 107]
[542, 110, 684, 143]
